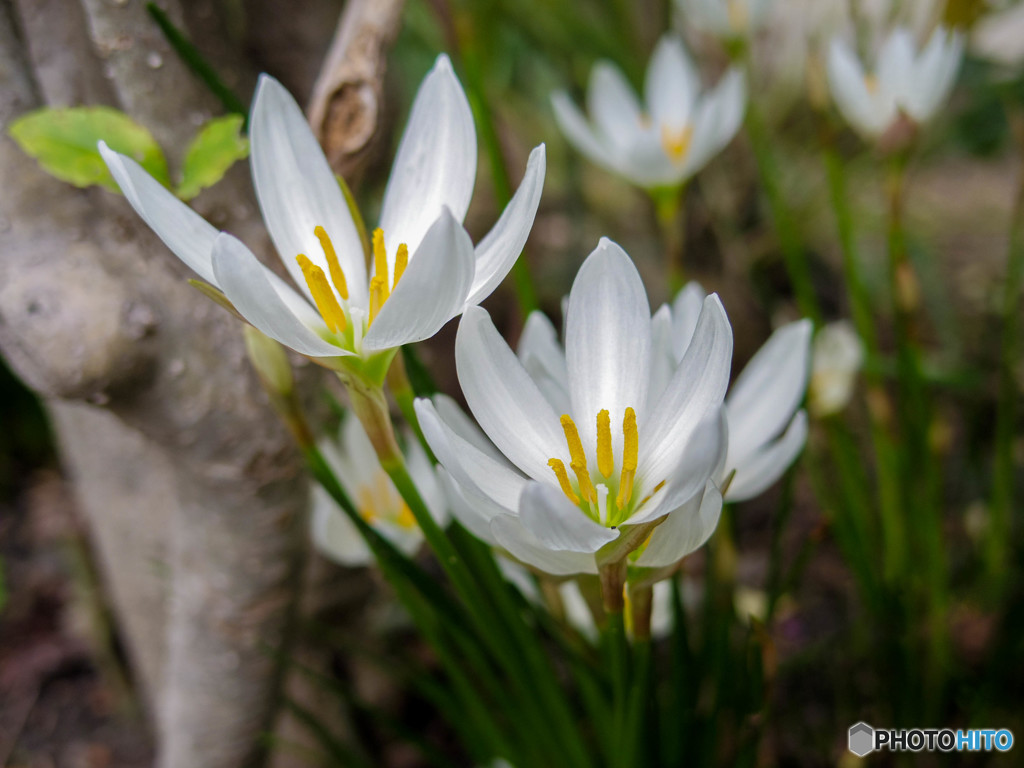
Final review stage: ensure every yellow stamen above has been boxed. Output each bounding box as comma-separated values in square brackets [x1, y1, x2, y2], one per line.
[314, 225, 349, 300]
[396, 502, 416, 530]
[864, 74, 879, 93]
[727, 0, 749, 31]
[372, 227, 390, 300]
[559, 415, 597, 502]
[660, 124, 694, 163]
[616, 407, 639, 509]
[296, 254, 347, 333]
[548, 458, 580, 505]
[596, 409, 613, 478]
[368, 276, 387, 326]
[357, 487, 377, 524]
[394, 243, 409, 287]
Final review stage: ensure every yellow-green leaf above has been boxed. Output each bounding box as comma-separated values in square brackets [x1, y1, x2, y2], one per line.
[176, 115, 249, 200]
[8, 106, 169, 191]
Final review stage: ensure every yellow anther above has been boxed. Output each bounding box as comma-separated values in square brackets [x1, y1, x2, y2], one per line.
[357, 488, 377, 524]
[621, 407, 638, 472]
[572, 461, 598, 503]
[548, 458, 580, 505]
[368, 276, 387, 326]
[616, 407, 639, 510]
[372, 227, 390, 299]
[864, 74, 879, 93]
[660, 124, 694, 163]
[727, 0, 749, 31]
[396, 503, 416, 530]
[596, 409, 613, 478]
[560, 414, 588, 468]
[314, 225, 349, 300]
[394, 243, 409, 287]
[296, 254, 347, 333]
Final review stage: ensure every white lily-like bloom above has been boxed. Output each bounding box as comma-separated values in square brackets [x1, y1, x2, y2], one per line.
[552, 35, 746, 190]
[311, 416, 446, 566]
[676, 0, 775, 40]
[100, 55, 545, 383]
[660, 283, 811, 503]
[417, 239, 733, 576]
[826, 25, 963, 139]
[809, 320, 864, 417]
[973, 2, 1024, 70]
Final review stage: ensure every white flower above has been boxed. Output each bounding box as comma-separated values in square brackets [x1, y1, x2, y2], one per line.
[972, 2, 1024, 70]
[552, 35, 746, 190]
[676, 0, 775, 40]
[826, 25, 963, 139]
[658, 282, 811, 503]
[809, 320, 864, 417]
[100, 55, 545, 383]
[417, 238, 733, 576]
[311, 416, 446, 566]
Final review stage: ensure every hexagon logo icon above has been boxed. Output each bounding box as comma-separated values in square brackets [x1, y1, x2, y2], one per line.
[849, 722, 875, 757]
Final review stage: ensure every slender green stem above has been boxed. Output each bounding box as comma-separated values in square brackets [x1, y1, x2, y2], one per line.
[744, 95, 821, 323]
[652, 186, 687, 292]
[988, 124, 1024, 596]
[603, 608, 629, 768]
[145, 3, 248, 122]
[386, 351, 435, 462]
[822, 142, 906, 582]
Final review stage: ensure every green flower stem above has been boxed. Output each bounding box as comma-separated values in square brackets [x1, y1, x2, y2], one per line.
[885, 154, 949, 705]
[599, 559, 630, 767]
[988, 113, 1024, 596]
[822, 142, 906, 582]
[385, 351, 435, 462]
[744, 94, 822, 324]
[652, 185, 687, 292]
[347, 378, 591, 767]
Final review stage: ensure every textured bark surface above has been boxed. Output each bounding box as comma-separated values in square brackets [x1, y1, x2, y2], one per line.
[0, 0, 404, 765]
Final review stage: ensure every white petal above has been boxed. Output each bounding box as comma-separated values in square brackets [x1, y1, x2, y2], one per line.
[827, 37, 887, 137]
[517, 310, 570, 412]
[211, 233, 350, 358]
[379, 54, 477, 256]
[415, 397, 528, 511]
[457, 308, 568, 479]
[465, 144, 546, 307]
[310, 488, 372, 566]
[725, 319, 811, 468]
[908, 28, 962, 122]
[587, 62, 645, 151]
[99, 142, 218, 284]
[649, 305, 675, 404]
[565, 238, 651, 464]
[406, 430, 448, 525]
[635, 481, 722, 568]
[437, 467, 502, 546]
[877, 28, 916, 105]
[491, 514, 599, 575]
[680, 69, 746, 179]
[644, 35, 699, 130]
[430, 394, 507, 463]
[671, 282, 706, 359]
[726, 410, 808, 502]
[363, 209, 475, 350]
[640, 295, 732, 484]
[551, 92, 617, 172]
[249, 75, 367, 307]
[519, 482, 618, 552]
[628, 408, 726, 524]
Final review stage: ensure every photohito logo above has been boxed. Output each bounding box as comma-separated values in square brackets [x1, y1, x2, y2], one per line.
[848, 723, 1013, 756]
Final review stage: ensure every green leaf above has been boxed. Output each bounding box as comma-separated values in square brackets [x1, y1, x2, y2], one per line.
[176, 115, 249, 200]
[8, 106, 169, 191]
